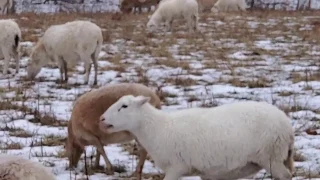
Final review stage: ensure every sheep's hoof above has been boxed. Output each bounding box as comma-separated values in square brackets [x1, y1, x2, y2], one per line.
[105, 168, 114, 175]
[130, 171, 141, 180]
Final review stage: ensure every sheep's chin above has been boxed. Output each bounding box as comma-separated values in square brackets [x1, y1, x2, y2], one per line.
[100, 123, 117, 133]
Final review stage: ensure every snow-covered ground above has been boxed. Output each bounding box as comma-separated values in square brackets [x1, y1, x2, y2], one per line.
[0, 11, 320, 179]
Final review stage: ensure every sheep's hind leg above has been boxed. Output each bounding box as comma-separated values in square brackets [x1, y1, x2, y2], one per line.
[91, 52, 98, 85]
[56, 57, 66, 83]
[14, 50, 20, 74]
[1, 47, 11, 75]
[259, 161, 292, 180]
[163, 166, 188, 180]
[83, 59, 92, 85]
[62, 57, 68, 82]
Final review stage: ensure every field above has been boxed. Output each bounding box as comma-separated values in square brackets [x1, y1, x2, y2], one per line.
[0, 10, 320, 180]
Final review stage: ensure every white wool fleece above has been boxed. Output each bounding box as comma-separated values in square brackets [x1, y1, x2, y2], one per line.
[147, 0, 198, 32]
[100, 97, 294, 180]
[0, 154, 56, 180]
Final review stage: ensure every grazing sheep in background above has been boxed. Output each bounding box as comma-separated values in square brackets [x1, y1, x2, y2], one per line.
[100, 96, 295, 180]
[0, 19, 21, 75]
[211, 0, 247, 12]
[197, 0, 218, 12]
[120, 0, 160, 14]
[65, 83, 161, 180]
[0, 0, 13, 15]
[147, 0, 199, 33]
[0, 154, 56, 180]
[26, 20, 103, 85]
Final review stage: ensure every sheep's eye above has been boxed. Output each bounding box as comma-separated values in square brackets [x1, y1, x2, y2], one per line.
[118, 104, 128, 112]
[122, 105, 128, 108]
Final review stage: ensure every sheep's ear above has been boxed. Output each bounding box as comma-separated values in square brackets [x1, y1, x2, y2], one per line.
[134, 96, 151, 106]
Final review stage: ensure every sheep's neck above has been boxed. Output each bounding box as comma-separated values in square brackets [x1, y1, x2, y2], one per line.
[130, 105, 167, 153]
[151, 13, 161, 24]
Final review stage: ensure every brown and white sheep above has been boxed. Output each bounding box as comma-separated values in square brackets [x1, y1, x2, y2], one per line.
[120, 0, 161, 14]
[65, 83, 161, 180]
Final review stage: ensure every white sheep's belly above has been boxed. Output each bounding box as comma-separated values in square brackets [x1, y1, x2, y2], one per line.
[199, 162, 261, 180]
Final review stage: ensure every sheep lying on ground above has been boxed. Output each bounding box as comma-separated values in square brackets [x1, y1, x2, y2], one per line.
[100, 96, 295, 180]
[0, 19, 21, 75]
[211, 0, 247, 12]
[65, 83, 161, 180]
[0, 154, 56, 180]
[27, 20, 103, 85]
[147, 0, 198, 33]
[120, 0, 160, 14]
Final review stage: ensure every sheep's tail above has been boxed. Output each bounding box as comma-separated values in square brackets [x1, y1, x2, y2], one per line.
[284, 140, 295, 174]
[13, 34, 20, 51]
[92, 38, 102, 62]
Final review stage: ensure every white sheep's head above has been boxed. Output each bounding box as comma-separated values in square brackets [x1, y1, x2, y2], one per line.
[211, 6, 219, 13]
[99, 95, 151, 133]
[26, 43, 47, 80]
[146, 19, 157, 33]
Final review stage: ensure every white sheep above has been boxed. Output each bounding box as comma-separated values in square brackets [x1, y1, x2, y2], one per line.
[26, 20, 103, 85]
[147, 0, 199, 33]
[66, 83, 161, 180]
[100, 96, 295, 180]
[0, 0, 13, 14]
[0, 154, 56, 180]
[0, 19, 21, 75]
[197, 0, 218, 12]
[211, 0, 247, 12]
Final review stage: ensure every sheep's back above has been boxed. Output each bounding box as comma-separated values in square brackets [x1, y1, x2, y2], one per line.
[154, 101, 293, 170]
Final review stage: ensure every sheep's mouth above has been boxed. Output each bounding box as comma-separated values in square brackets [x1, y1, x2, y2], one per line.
[106, 124, 114, 129]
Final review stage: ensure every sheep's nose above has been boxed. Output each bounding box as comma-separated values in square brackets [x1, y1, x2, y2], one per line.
[100, 116, 105, 121]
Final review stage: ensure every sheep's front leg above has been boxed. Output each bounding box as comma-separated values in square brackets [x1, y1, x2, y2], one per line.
[187, 16, 197, 33]
[164, 19, 173, 32]
[94, 150, 101, 168]
[138, 6, 142, 13]
[130, 141, 147, 180]
[95, 142, 114, 175]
